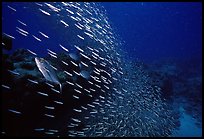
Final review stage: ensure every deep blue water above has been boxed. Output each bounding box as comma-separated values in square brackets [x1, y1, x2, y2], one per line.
[1, 2, 202, 137]
[2, 2, 202, 63]
[101, 2, 202, 63]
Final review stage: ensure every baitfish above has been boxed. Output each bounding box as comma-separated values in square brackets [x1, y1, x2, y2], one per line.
[35, 57, 62, 93]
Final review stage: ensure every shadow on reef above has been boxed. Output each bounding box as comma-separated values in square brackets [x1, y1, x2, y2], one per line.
[1, 45, 113, 136]
[1, 36, 182, 137]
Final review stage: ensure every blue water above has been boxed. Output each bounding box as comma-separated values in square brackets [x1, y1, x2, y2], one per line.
[2, 2, 202, 137]
[101, 7, 203, 137]
[2, 2, 74, 57]
[100, 2, 201, 137]
[101, 2, 202, 63]
[2, 2, 202, 63]
[172, 106, 202, 137]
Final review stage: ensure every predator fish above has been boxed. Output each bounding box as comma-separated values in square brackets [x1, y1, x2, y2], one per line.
[35, 57, 62, 93]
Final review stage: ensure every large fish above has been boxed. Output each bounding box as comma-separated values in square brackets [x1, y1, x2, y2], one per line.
[35, 57, 62, 93]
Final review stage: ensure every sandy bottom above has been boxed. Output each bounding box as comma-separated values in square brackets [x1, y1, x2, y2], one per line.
[171, 106, 202, 137]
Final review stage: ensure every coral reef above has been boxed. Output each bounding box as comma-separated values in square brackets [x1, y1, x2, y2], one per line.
[145, 60, 202, 128]
[1, 48, 181, 137]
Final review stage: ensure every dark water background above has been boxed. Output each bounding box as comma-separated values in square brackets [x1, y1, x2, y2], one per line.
[2, 2, 202, 64]
[101, 2, 202, 64]
[1, 2, 202, 137]
[101, 2, 202, 137]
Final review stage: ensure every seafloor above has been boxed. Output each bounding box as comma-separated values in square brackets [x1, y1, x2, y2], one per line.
[2, 47, 202, 137]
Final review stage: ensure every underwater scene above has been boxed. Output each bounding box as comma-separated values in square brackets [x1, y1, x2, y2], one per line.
[1, 2, 202, 137]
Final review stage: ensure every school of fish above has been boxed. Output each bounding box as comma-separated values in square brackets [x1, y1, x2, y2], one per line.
[2, 2, 179, 137]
